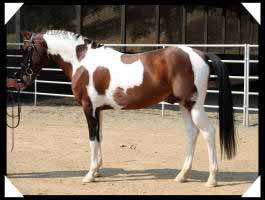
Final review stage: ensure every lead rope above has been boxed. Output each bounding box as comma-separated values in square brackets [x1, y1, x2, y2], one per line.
[7, 87, 21, 152]
[11, 102, 14, 152]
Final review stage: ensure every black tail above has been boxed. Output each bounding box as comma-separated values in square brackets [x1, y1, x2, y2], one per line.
[206, 53, 237, 160]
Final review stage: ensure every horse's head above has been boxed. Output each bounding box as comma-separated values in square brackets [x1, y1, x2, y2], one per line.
[20, 31, 49, 87]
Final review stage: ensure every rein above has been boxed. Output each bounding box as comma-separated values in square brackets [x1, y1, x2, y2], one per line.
[6, 35, 41, 152]
[7, 84, 21, 152]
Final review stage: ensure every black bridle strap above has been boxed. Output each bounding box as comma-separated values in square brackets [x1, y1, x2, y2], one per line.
[21, 37, 44, 82]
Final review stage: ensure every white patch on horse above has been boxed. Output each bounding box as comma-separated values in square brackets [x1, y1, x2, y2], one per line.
[43, 31, 86, 76]
[81, 47, 145, 110]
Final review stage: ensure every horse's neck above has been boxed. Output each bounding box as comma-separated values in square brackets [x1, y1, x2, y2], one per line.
[43, 33, 85, 81]
[44, 35, 84, 63]
[49, 54, 74, 81]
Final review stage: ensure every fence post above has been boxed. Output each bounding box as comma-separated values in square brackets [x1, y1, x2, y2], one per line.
[245, 44, 250, 127]
[243, 44, 249, 126]
[34, 79, 37, 106]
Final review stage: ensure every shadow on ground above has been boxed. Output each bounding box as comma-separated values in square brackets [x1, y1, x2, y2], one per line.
[8, 168, 257, 186]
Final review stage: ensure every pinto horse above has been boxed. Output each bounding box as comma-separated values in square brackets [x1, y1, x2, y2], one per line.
[17, 30, 236, 187]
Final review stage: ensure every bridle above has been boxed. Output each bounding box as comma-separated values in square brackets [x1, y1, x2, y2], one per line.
[20, 34, 44, 85]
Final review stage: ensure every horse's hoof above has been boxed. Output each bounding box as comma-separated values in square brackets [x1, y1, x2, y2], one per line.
[205, 180, 217, 187]
[174, 175, 187, 183]
[94, 171, 101, 178]
[82, 175, 95, 184]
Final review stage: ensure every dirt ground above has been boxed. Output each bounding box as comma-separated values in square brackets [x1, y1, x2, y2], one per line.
[6, 104, 258, 195]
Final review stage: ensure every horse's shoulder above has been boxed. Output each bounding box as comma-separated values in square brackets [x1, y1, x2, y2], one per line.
[72, 66, 89, 84]
[71, 66, 90, 104]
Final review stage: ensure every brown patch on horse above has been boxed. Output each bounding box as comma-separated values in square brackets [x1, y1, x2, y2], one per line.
[93, 66, 111, 95]
[76, 44, 88, 62]
[71, 66, 89, 104]
[114, 47, 197, 111]
[120, 54, 139, 64]
[75, 39, 103, 62]
[166, 47, 197, 109]
[51, 54, 73, 81]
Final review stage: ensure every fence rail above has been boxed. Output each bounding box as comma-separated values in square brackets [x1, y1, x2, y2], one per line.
[7, 43, 259, 126]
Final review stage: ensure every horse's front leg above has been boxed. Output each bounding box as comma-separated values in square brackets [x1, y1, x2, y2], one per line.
[82, 107, 102, 183]
[95, 111, 103, 177]
[90, 110, 104, 178]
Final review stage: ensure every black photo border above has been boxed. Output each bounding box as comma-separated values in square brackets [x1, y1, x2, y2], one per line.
[0, 0, 264, 199]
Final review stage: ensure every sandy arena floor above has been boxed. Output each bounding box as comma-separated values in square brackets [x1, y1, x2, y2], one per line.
[6, 104, 258, 195]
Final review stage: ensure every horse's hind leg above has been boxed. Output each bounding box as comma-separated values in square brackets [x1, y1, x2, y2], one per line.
[191, 104, 218, 187]
[183, 56, 218, 187]
[175, 105, 199, 183]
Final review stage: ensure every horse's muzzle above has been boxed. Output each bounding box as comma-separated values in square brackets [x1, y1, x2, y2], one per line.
[20, 63, 35, 86]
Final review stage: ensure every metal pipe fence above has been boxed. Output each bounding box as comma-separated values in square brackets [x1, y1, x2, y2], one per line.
[6, 43, 258, 126]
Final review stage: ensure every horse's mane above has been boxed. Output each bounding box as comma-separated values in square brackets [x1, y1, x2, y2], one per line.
[45, 30, 85, 40]
[45, 30, 104, 48]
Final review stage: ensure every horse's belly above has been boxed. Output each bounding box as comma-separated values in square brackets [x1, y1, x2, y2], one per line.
[111, 83, 171, 110]
[88, 82, 170, 110]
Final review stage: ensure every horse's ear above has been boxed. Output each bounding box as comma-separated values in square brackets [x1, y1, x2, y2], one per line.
[90, 40, 99, 49]
[21, 31, 32, 40]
